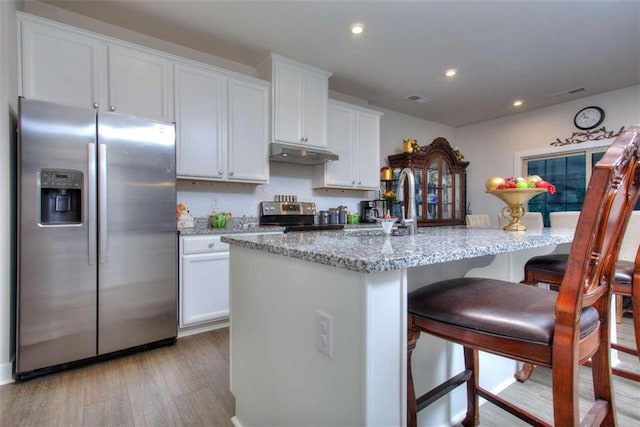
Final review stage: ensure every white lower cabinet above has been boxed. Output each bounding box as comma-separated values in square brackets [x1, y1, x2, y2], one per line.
[179, 235, 230, 328]
[179, 232, 281, 332]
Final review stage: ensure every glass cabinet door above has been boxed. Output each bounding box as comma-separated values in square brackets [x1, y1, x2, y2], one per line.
[441, 160, 452, 220]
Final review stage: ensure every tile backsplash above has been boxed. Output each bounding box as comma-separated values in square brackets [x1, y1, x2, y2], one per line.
[177, 162, 375, 217]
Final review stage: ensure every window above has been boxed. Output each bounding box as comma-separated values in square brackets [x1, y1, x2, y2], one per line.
[524, 146, 639, 226]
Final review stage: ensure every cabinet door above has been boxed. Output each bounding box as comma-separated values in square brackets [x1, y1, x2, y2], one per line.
[302, 70, 329, 148]
[174, 63, 225, 179]
[227, 77, 270, 183]
[324, 103, 356, 187]
[20, 18, 107, 109]
[355, 111, 381, 189]
[108, 44, 173, 121]
[181, 252, 230, 326]
[273, 59, 303, 144]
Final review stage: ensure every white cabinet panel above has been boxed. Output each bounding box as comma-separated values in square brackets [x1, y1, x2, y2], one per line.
[108, 45, 173, 121]
[174, 62, 269, 183]
[316, 100, 382, 190]
[174, 63, 225, 178]
[267, 54, 332, 148]
[227, 78, 270, 182]
[19, 17, 107, 109]
[324, 104, 355, 187]
[181, 251, 230, 326]
[19, 15, 173, 121]
[356, 111, 382, 189]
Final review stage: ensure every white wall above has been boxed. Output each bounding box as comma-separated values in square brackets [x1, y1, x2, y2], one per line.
[455, 85, 640, 225]
[0, 0, 18, 385]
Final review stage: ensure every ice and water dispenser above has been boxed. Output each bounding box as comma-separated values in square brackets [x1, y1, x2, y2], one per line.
[39, 169, 82, 225]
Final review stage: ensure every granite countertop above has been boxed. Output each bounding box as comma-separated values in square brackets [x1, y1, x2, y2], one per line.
[221, 226, 575, 273]
[178, 216, 379, 236]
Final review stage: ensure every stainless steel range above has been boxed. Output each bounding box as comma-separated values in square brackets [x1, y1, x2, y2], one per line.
[259, 201, 344, 232]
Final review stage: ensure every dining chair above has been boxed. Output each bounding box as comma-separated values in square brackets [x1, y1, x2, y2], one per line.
[518, 210, 640, 383]
[497, 211, 544, 229]
[465, 214, 491, 228]
[407, 127, 639, 427]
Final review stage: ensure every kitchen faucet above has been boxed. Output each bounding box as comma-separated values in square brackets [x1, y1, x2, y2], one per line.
[397, 168, 417, 235]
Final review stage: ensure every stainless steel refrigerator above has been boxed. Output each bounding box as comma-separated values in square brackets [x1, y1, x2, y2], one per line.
[16, 97, 177, 379]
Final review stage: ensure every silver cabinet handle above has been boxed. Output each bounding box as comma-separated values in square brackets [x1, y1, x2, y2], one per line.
[93, 102, 99, 109]
[218, 170, 224, 175]
[109, 105, 116, 111]
[229, 171, 234, 176]
[208, 242, 215, 248]
[358, 181, 362, 185]
[300, 137, 305, 142]
[87, 143, 97, 265]
[352, 181, 356, 185]
[98, 143, 108, 264]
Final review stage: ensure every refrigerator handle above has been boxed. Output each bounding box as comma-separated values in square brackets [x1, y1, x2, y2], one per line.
[99, 143, 108, 264]
[88, 143, 97, 265]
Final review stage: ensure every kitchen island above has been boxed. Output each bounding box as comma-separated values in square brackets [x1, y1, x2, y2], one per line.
[222, 227, 573, 427]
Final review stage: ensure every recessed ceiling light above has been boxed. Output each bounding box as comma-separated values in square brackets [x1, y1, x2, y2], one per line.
[445, 69, 457, 77]
[351, 23, 365, 35]
[513, 100, 523, 107]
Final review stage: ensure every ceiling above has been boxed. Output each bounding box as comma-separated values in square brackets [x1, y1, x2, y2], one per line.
[42, 1, 640, 127]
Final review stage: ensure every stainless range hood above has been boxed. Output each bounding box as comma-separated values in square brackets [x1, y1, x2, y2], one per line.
[269, 142, 339, 165]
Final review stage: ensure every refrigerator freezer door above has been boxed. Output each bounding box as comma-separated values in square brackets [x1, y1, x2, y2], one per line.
[17, 98, 98, 373]
[97, 112, 177, 354]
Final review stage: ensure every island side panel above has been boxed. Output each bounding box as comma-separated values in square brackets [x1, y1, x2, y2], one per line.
[229, 246, 406, 426]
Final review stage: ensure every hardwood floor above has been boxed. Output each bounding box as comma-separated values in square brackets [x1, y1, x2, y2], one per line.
[0, 329, 235, 427]
[1, 319, 638, 426]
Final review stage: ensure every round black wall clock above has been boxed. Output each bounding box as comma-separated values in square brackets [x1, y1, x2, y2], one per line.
[574, 106, 605, 130]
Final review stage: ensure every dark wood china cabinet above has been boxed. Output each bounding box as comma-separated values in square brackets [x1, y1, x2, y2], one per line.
[388, 137, 469, 226]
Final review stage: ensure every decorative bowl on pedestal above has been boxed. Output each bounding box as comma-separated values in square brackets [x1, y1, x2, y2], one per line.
[487, 188, 547, 231]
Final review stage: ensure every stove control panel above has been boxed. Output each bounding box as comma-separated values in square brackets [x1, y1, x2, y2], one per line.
[260, 201, 316, 216]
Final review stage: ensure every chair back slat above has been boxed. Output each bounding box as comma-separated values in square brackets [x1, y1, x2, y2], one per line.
[557, 128, 640, 328]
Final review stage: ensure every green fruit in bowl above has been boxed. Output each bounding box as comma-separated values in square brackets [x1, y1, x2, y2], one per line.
[515, 181, 529, 189]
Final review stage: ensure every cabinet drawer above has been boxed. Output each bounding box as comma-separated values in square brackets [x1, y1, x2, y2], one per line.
[182, 235, 229, 254]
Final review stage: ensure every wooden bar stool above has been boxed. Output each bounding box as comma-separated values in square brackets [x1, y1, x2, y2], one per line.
[407, 128, 639, 427]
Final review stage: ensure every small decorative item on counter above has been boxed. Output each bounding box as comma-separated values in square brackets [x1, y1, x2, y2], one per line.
[374, 215, 398, 235]
[380, 166, 393, 180]
[176, 203, 195, 228]
[210, 211, 232, 228]
[403, 138, 421, 153]
[347, 212, 359, 224]
[485, 175, 556, 195]
[381, 190, 396, 200]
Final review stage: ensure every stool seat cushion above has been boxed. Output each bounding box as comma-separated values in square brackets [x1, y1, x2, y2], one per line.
[525, 254, 568, 275]
[408, 277, 599, 345]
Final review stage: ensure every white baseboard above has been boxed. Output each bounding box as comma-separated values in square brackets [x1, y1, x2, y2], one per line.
[230, 416, 242, 427]
[177, 319, 229, 338]
[0, 362, 14, 385]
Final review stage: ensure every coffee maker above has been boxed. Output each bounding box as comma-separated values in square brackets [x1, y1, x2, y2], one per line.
[360, 200, 379, 223]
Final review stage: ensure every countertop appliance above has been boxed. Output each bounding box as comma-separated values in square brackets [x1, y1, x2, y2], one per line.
[360, 200, 380, 223]
[16, 98, 177, 380]
[259, 201, 344, 232]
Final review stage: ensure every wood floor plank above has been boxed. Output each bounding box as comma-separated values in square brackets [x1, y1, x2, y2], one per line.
[83, 396, 134, 427]
[174, 388, 234, 426]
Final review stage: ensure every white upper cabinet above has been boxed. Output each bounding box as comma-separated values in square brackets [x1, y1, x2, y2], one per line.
[174, 63, 225, 179]
[258, 53, 332, 148]
[107, 45, 173, 121]
[315, 100, 382, 190]
[19, 15, 107, 110]
[174, 62, 269, 183]
[19, 14, 172, 121]
[227, 77, 270, 182]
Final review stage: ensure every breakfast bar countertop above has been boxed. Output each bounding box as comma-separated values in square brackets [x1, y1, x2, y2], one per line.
[222, 226, 575, 273]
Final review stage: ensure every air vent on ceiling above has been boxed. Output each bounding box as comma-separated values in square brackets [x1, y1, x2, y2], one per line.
[550, 87, 586, 99]
[407, 94, 430, 103]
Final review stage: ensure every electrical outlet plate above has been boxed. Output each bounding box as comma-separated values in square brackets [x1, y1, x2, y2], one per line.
[316, 310, 333, 358]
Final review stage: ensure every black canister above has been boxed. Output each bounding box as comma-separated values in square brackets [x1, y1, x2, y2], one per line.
[338, 206, 347, 224]
[328, 208, 338, 224]
[319, 211, 328, 225]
